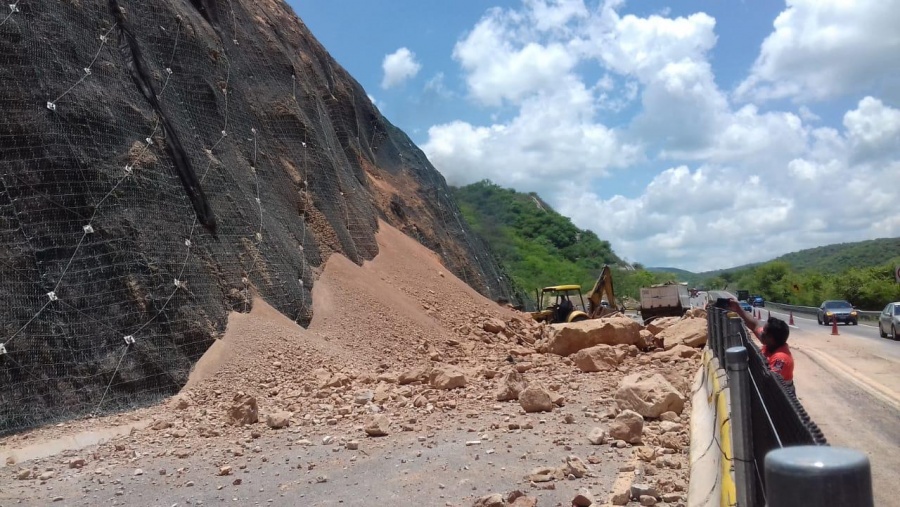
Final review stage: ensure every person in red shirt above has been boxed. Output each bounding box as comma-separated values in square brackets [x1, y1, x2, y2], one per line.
[728, 299, 795, 395]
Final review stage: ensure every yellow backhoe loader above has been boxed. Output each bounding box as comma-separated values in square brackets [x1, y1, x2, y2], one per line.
[530, 285, 590, 324]
[530, 266, 621, 324]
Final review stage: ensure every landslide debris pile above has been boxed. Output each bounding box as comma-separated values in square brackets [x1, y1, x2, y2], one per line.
[0, 1, 517, 434]
[4, 222, 706, 506]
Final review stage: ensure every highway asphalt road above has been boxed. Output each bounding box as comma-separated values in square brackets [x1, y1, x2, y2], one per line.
[762, 308, 900, 507]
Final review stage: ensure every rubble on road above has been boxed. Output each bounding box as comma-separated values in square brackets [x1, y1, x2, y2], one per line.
[1, 222, 703, 506]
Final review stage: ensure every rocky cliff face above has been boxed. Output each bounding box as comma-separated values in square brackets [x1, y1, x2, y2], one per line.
[0, 0, 516, 434]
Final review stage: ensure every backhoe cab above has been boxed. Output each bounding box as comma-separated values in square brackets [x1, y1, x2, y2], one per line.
[530, 285, 590, 324]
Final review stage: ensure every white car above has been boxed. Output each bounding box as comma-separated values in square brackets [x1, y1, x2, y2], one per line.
[878, 302, 900, 339]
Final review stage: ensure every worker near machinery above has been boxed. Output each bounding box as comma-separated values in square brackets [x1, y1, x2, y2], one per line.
[558, 295, 574, 320]
[727, 299, 795, 395]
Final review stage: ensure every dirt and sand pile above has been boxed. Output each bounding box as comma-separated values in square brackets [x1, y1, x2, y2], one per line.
[2, 221, 706, 506]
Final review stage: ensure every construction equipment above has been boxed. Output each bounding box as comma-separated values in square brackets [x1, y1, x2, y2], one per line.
[639, 282, 690, 323]
[586, 265, 621, 318]
[530, 285, 590, 324]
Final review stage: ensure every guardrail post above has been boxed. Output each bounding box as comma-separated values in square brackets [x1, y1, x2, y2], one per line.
[726, 315, 743, 350]
[765, 446, 873, 507]
[726, 346, 756, 507]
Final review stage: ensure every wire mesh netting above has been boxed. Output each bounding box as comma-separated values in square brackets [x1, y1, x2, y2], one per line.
[0, 0, 521, 435]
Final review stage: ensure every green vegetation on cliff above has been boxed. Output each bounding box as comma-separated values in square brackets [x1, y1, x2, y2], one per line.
[451, 180, 678, 302]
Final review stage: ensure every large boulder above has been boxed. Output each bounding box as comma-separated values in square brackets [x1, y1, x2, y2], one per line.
[615, 373, 685, 418]
[572, 344, 622, 372]
[646, 317, 680, 336]
[657, 318, 708, 350]
[547, 316, 641, 356]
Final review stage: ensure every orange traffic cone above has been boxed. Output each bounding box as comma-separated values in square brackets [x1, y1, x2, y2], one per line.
[789, 311, 795, 326]
[831, 315, 839, 336]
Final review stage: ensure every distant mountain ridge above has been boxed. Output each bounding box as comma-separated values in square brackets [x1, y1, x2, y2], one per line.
[649, 237, 900, 284]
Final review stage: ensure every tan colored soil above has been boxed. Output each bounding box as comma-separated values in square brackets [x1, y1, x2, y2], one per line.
[1, 221, 700, 507]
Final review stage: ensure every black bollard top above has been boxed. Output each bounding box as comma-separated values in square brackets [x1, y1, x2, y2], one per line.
[765, 446, 873, 507]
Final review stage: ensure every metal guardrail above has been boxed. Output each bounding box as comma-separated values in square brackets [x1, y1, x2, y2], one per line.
[764, 302, 880, 321]
[706, 308, 874, 506]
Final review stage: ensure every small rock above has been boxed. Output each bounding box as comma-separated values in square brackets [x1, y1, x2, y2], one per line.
[266, 411, 292, 429]
[587, 427, 606, 445]
[630, 483, 658, 499]
[68, 458, 85, 469]
[218, 466, 233, 476]
[133, 469, 144, 476]
[528, 466, 562, 482]
[562, 455, 589, 479]
[229, 393, 259, 425]
[608, 409, 643, 444]
[662, 493, 683, 502]
[151, 419, 172, 431]
[16, 469, 32, 480]
[346, 440, 359, 450]
[510, 496, 538, 507]
[365, 415, 390, 437]
[518, 384, 554, 413]
[639, 495, 657, 506]
[572, 488, 595, 507]
[473, 493, 505, 507]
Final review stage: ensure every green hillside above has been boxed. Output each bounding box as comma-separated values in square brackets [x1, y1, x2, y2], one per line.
[690, 239, 900, 310]
[772, 238, 900, 272]
[451, 180, 679, 302]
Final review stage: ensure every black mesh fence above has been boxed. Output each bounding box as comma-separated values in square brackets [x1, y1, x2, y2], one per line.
[0, 0, 523, 435]
[707, 308, 827, 506]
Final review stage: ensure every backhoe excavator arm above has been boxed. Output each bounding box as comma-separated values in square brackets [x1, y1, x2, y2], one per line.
[586, 265, 619, 318]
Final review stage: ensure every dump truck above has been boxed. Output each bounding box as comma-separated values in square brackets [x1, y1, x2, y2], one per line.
[639, 283, 690, 323]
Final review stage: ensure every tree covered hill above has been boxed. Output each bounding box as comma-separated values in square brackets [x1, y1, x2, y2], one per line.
[772, 238, 900, 273]
[451, 180, 679, 302]
[689, 238, 900, 310]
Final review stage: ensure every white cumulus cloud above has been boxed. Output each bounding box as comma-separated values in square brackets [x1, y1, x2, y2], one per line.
[381, 47, 422, 89]
[421, 0, 900, 271]
[735, 0, 900, 102]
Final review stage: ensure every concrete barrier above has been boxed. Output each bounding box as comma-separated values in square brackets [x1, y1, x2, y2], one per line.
[688, 348, 736, 507]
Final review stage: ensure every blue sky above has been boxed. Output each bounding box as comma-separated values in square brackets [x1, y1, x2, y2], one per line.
[290, 0, 900, 272]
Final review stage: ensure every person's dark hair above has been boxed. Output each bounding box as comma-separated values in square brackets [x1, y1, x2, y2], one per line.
[765, 317, 790, 347]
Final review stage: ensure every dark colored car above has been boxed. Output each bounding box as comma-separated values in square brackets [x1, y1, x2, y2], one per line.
[739, 300, 753, 313]
[817, 300, 858, 326]
[750, 296, 765, 307]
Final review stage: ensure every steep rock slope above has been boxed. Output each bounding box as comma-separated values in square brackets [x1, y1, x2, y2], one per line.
[0, 0, 513, 433]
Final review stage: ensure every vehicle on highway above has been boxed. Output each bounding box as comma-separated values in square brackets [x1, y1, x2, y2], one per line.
[817, 300, 858, 326]
[878, 302, 900, 339]
[750, 295, 765, 307]
[739, 300, 753, 313]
